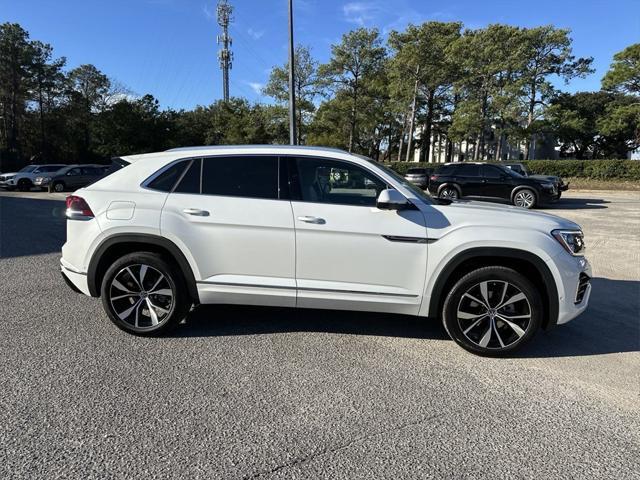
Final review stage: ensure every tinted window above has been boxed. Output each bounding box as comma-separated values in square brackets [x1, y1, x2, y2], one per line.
[42, 166, 64, 172]
[435, 165, 455, 175]
[82, 167, 99, 175]
[66, 168, 82, 176]
[482, 165, 503, 179]
[407, 168, 426, 174]
[147, 161, 189, 192]
[202, 156, 278, 199]
[454, 164, 481, 177]
[174, 158, 201, 194]
[292, 157, 386, 207]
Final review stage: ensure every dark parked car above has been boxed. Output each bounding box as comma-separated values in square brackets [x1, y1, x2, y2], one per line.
[504, 162, 569, 197]
[34, 164, 109, 192]
[428, 162, 559, 209]
[404, 167, 433, 189]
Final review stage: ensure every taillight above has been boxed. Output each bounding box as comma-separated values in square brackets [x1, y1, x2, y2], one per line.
[66, 195, 94, 219]
[430, 175, 438, 181]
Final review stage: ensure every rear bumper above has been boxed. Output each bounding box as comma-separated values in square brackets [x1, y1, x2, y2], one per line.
[60, 260, 91, 296]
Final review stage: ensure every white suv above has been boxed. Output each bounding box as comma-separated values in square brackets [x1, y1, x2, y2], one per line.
[61, 146, 591, 355]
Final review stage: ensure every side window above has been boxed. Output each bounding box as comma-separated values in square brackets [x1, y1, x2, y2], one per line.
[146, 161, 190, 192]
[292, 157, 386, 207]
[455, 164, 481, 177]
[82, 167, 97, 175]
[67, 168, 82, 176]
[174, 158, 201, 194]
[201, 156, 278, 199]
[482, 165, 503, 179]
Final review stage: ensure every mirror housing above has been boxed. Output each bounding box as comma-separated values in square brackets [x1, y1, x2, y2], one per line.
[377, 189, 411, 210]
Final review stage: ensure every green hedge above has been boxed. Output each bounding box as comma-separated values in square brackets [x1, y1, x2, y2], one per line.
[385, 159, 640, 180]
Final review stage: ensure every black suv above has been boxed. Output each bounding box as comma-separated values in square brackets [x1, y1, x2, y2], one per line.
[428, 163, 559, 209]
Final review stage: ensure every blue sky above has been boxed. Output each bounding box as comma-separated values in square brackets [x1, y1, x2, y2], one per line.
[3, 0, 639, 109]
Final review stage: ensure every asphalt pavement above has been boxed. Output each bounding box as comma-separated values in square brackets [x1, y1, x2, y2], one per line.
[0, 190, 638, 479]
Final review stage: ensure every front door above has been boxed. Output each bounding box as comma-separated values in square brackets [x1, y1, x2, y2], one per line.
[161, 155, 296, 307]
[481, 165, 511, 199]
[287, 156, 428, 315]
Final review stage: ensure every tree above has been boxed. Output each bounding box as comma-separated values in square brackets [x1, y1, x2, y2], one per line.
[518, 26, 593, 159]
[602, 43, 640, 94]
[388, 21, 462, 161]
[263, 45, 320, 144]
[546, 91, 638, 158]
[0, 23, 35, 166]
[319, 28, 386, 152]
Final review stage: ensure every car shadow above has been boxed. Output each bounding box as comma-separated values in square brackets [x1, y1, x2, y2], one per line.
[172, 278, 638, 358]
[544, 197, 609, 210]
[0, 196, 66, 258]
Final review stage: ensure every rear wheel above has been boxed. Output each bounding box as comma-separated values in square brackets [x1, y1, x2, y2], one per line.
[100, 252, 191, 336]
[439, 186, 459, 200]
[512, 188, 536, 209]
[442, 266, 542, 356]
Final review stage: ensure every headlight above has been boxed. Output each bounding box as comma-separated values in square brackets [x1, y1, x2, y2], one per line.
[552, 229, 585, 256]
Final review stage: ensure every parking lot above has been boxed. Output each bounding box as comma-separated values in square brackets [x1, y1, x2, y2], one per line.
[1, 189, 638, 479]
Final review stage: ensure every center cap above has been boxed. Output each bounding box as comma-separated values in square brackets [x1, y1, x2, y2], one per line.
[140, 291, 148, 299]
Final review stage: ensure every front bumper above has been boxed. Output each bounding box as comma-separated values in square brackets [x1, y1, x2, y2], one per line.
[551, 254, 592, 325]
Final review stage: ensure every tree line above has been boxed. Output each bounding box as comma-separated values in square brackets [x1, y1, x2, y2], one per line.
[1, 22, 638, 171]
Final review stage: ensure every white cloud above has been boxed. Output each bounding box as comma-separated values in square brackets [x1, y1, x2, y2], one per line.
[203, 4, 216, 20]
[247, 28, 265, 40]
[342, 2, 381, 26]
[245, 81, 265, 95]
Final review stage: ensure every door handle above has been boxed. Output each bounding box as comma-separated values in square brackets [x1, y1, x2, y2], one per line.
[297, 216, 326, 224]
[183, 208, 210, 217]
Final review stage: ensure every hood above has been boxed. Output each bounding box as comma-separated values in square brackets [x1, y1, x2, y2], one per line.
[529, 174, 561, 183]
[428, 199, 580, 233]
[0, 172, 18, 178]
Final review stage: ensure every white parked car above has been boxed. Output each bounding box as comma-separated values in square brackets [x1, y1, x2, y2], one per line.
[60, 146, 591, 355]
[1, 164, 66, 190]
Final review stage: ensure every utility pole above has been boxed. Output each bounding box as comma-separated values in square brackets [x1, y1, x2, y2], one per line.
[287, 0, 297, 145]
[216, 0, 233, 102]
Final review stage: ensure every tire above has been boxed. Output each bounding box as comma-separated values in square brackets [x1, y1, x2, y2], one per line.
[17, 179, 32, 191]
[439, 186, 459, 200]
[512, 188, 537, 209]
[442, 266, 543, 356]
[100, 252, 191, 336]
[52, 181, 65, 193]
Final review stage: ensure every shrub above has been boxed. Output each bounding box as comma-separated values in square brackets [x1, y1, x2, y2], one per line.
[384, 160, 640, 180]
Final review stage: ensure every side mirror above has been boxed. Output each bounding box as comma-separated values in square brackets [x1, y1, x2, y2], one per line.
[377, 189, 410, 210]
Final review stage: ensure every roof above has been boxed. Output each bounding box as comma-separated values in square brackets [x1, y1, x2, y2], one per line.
[122, 145, 352, 163]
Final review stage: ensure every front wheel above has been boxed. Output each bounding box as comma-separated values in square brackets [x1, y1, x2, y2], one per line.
[439, 186, 459, 200]
[512, 188, 537, 209]
[101, 252, 191, 336]
[17, 179, 32, 191]
[442, 266, 543, 356]
[52, 181, 65, 193]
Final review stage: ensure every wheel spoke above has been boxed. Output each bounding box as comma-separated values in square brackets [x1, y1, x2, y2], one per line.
[150, 288, 172, 297]
[478, 326, 492, 347]
[463, 315, 487, 334]
[499, 313, 531, 320]
[111, 293, 137, 301]
[117, 299, 142, 320]
[126, 267, 143, 290]
[498, 292, 526, 309]
[139, 265, 148, 288]
[498, 282, 508, 307]
[145, 298, 159, 326]
[492, 318, 506, 348]
[458, 310, 487, 320]
[112, 279, 137, 293]
[149, 274, 166, 293]
[147, 298, 169, 316]
[497, 315, 526, 338]
[463, 292, 488, 309]
[479, 281, 490, 307]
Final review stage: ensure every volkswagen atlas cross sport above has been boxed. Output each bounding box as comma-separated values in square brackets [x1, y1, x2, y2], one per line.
[60, 146, 591, 356]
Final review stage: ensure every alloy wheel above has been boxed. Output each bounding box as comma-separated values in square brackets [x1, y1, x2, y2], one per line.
[456, 280, 532, 350]
[54, 183, 64, 192]
[108, 264, 174, 329]
[514, 190, 535, 208]
[440, 188, 458, 200]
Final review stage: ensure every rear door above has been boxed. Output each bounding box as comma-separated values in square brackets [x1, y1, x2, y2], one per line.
[453, 164, 483, 196]
[160, 156, 296, 307]
[481, 165, 511, 199]
[287, 156, 428, 315]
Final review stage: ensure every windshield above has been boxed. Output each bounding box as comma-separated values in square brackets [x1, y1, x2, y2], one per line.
[363, 158, 433, 204]
[19, 166, 37, 173]
[500, 165, 524, 178]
